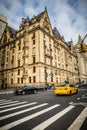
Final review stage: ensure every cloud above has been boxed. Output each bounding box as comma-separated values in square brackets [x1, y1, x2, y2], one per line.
[0, 0, 87, 43]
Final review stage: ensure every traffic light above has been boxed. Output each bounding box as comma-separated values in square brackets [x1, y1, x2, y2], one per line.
[81, 43, 85, 53]
[78, 44, 82, 53]
[78, 43, 85, 53]
[84, 44, 87, 52]
[78, 47, 82, 53]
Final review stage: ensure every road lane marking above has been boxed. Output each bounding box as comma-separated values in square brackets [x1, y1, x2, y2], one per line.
[69, 102, 73, 105]
[0, 100, 12, 103]
[32, 105, 75, 130]
[0, 101, 28, 113]
[0, 99, 6, 101]
[81, 96, 87, 99]
[0, 104, 60, 130]
[0, 101, 28, 109]
[68, 107, 87, 130]
[71, 102, 87, 107]
[77, 98, 80, 100]
[0, 103, 48, 120]
[0, 91, 13, 94]
[0, 101, 19, 107]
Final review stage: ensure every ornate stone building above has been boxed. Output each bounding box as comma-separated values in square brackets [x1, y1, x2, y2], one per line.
[0, 8, 79, 88]
[75, 35, 87, 83]
[0, 13, 7, 39]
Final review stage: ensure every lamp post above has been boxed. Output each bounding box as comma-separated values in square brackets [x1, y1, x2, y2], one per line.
[44, 66, 47, 86]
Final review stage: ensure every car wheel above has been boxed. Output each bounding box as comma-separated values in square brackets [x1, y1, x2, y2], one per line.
[22, 91, 25, 95]
[69, 90, 72, 95]
[76, 90, 78, 94]
[34, 90, 37, 94]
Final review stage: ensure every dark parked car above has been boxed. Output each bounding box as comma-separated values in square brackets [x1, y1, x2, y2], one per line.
[75, 83, 82, 88]
[14, 86, 38, 95]
[81, 83, 87, 88]
[37, 85, 47, 91]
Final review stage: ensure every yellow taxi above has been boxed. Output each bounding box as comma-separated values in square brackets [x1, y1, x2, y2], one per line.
[54, 84, 78, 95]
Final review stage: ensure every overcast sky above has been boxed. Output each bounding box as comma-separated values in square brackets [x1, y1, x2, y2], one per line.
[0, 0, 87, 44]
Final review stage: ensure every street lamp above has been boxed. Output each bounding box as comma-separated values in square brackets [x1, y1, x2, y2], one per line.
[44, 66, 47, 85]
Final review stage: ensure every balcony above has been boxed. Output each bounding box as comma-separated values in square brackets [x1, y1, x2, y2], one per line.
[23, 46, 29, 50]
[45, 53, 53, 59]
[23, 74, 28, 79]
[22, 54, 29, 58]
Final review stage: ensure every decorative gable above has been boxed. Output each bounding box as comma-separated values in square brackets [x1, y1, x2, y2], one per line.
[39, 8, 53, 36]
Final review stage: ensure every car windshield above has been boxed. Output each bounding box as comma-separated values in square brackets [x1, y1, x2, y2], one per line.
[57, 84, 68, 87]
[61, 84, 68, 87]
[23, 86, 34, 89]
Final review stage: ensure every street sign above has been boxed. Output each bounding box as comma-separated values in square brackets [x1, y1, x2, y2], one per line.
[47, 73, 54, 77]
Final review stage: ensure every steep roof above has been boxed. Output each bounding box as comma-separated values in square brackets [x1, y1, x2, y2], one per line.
[53, 27, 61, 38]
[9, 26, 17, 35]
[66, 41, 72, 45]
[34, 11, 45, 21]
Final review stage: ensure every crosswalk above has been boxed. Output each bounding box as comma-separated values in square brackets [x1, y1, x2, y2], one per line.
[0, 99, 87, 130]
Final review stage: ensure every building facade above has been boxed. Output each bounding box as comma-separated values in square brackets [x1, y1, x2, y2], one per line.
[0, 13, 7, 39]
[76, 35, 87, 83]
[0, 8, 79, 89]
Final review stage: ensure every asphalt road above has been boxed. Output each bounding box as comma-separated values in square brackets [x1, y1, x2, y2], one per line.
[0, 88, 87, 130]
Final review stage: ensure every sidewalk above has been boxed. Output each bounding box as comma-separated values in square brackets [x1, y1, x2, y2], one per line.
[0, 89, 14, 94]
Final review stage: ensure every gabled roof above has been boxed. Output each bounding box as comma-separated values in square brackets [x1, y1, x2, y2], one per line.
[34, 11, 45, 21]
[53, 27, 61, 38]
[20, 10, 46, 30]
[66, 41, 72, 48]
[8, 26, 17, 36]
[66, 41, 72, 45]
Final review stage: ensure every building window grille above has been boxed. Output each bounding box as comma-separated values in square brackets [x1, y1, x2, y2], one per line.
[18, 60, 20, 66]
[18, 69, 20, 75]
[33, 66, 36, 73]
[33, 56, 36, 63]
[33, 39, 35, 45]
[25, 58, 28, 64]
[29, 77, 31, 83]
[32, 47, 36, 54]
[11, 78, 13, 84]
[12, 56, 14, 61]
[25, 41, 28, 47]
[43, 33, 45, 38]
[18, 78, 20, 84]
[12, 49, 14, 53]
[33, 32, 35, 38]
[21, 77, 23, 83]
[6, 57, 8, 62]
[12, 73, 13, 76]
[33, 76, 36, 83]
[18, 45, 21, 50]
[18, 53, 21, 59]
[25, 50, 28, 55]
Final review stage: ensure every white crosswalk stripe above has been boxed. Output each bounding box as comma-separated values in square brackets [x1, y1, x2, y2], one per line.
[0, 101, 28, 113]
[68, 107, 87, 130]
[0, 104, 60, 130]
[32, 105, 75, 130]
[0, 99, 6, 101]
[0, 101, 19, 107]
[0, 103, 48, 120]
[0, 99, 86, 130]
[0, 100, 12, 103]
